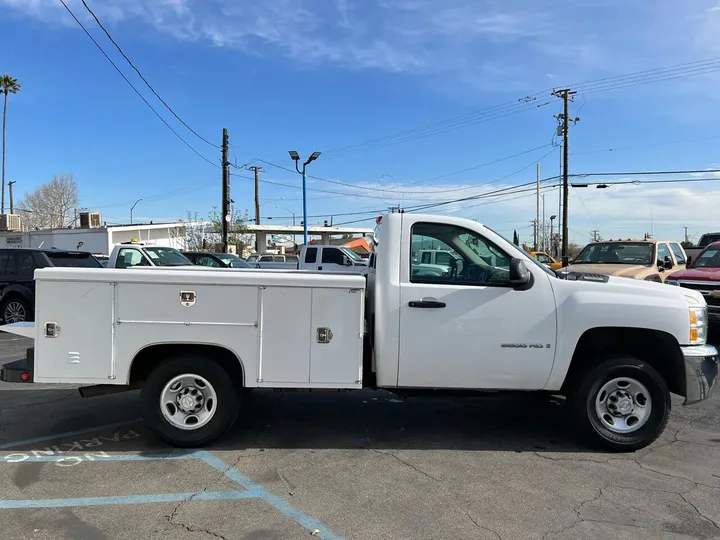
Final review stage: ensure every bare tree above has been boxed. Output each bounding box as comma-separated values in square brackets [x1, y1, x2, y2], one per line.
[17, 174, 79, 230]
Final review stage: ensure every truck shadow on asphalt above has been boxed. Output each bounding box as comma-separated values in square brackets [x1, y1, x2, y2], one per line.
[0, 388, 626, 456]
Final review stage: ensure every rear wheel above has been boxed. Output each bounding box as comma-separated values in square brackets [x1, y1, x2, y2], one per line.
[142, 355, 240, 447]
[1, 296, 32, 324]
[569, 356, 670, 452]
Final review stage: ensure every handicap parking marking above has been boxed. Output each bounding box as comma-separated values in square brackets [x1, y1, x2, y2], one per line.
[0, 425, 343, 539]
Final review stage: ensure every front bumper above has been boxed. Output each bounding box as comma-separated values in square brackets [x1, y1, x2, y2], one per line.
[681, 344, 719, 405]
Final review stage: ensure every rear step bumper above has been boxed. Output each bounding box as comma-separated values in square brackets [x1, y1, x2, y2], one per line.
[0, 348, 34, 383]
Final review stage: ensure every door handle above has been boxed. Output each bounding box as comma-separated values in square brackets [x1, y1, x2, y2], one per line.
[408, 300, 446, 308]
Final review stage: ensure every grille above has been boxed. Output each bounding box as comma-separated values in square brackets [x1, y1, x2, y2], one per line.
[678, 281, 720, 307]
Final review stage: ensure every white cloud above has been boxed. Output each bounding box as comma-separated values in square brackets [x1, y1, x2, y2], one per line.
[3, 0, 718, 91]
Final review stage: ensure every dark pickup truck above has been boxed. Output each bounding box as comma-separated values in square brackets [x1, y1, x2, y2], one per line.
[666, 241, 720, 326]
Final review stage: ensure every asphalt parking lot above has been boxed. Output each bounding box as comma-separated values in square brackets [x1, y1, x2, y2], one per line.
[0, 332, 718, 540]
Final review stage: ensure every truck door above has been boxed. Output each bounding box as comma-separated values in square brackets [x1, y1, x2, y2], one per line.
[317, 247, 348, 272]
[303, 247, 319, 270]
[397, 218, 557, 390]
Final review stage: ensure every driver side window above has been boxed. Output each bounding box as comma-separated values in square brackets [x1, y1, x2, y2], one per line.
[410, 222, 511, 286]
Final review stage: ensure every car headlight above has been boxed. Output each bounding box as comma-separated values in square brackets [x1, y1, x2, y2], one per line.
[665, 279, 679, 286]
[686, 295, 708, 345]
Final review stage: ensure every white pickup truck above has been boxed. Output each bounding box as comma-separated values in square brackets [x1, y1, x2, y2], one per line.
[1, 213, 717, 451]
[249, 245, 369, 274]
[107, 241, 194, 268]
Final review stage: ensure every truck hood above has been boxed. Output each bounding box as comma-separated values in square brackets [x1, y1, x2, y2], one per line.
[667, 267, 720, 281]
[555, 270, 706, 305]
[564, 263, 650, 279]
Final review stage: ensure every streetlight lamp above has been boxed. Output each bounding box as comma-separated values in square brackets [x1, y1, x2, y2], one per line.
[549, 215, 557, 257]
[289, 150, 321, 246]
[130, 198, 143, 225]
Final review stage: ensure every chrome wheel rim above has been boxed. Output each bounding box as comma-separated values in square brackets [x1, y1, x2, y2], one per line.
[4, 301, 27, 323]
[595, 377, 652, 433]
[160, 374, 217, 430]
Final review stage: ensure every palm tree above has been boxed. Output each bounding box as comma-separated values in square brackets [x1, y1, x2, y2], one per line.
[0, 74, 21, 215]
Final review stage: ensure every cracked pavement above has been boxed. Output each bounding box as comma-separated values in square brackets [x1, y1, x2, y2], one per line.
[1, 331, 719, 539]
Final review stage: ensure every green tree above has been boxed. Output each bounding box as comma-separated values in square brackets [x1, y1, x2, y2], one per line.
[184, 207, 249, 253]
[0, 74, 21, 215]
[681, 240, 694, 249]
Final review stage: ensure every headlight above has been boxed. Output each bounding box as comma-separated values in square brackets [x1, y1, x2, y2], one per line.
[666, 280, 679, 286]
[686, 295, 708, 345]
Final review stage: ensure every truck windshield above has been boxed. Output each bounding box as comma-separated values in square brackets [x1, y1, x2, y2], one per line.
[340, 248, 362, 261]
[574, 242, 653, 265]
[47, 252, 103, 268]
[699, 234, 720, 248]
[692, 246, 720, 268]
[144, 247, 193, 266]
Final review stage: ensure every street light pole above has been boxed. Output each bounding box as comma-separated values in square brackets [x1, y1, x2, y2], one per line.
[289, 151, 321, 246]
[277, 206, 296, 244]
[130, 198, 143, 225]
[549, 215, 557, 258]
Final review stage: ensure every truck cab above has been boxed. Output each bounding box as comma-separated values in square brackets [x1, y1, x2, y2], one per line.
[108, 241, 193, 269]
[299, 245, 369, 274]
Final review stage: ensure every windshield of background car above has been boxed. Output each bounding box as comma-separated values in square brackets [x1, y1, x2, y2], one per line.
[574, 242, 653, 265]
[144, 247, 193, 266]
[47, 252, 103, 268]
[699, 234, 720, 247]
[221, 256, 253, 268]
[691, 246, 720, 268]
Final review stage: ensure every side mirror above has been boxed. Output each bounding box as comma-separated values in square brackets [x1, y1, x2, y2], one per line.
[343, 257, 352, 266]
[663, 255, 674, 270]
[509, 258, 532, 290]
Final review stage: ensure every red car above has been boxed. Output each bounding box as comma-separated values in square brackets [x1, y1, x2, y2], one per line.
[666, 241, 720, 326]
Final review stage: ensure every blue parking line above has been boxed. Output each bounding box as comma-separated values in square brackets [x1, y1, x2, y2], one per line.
[199, 451, 343, 540]
[0, 419, 142, 450]
[0, 490, 260, 509]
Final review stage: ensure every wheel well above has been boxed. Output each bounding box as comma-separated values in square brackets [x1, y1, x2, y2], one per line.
[129, 343, 245, 387]
[562, 327, 685, 397]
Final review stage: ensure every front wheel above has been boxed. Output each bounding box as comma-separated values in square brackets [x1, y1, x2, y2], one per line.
[142, 356, 240, 447]
[1, 296, 32, 324]
[569, 356, 670, 452]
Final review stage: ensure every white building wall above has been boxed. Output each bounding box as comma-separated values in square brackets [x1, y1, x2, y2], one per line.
[0, 224, 187, 254]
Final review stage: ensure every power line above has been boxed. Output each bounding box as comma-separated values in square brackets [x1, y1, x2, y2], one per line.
[320, 56, 720, 161]
[57, 0, 219, 168]
[77, 0, 218, 148]
[572, 134, 720, 155]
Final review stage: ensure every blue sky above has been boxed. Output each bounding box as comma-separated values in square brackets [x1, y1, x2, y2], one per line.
[1, 0, 720, 245]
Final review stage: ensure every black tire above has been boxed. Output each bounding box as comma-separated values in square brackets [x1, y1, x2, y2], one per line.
[142, 355, 240, 447]
[0, 295, 32, 324]
[569, 356, 670, 452]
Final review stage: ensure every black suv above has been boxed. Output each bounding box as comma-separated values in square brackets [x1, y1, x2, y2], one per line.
[0, 248, 103, 323]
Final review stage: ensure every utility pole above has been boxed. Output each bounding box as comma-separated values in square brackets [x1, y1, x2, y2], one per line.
[684, 226, 689, 244]
[541, 193, 546, 252]
[8, 180, 15, 214]
[553, 88, 579, 265]
[246, 165, 264, 252]
[221, 128, 230, 253]
[590, 229, 601, 242]
[531, 220, 538, 251]
[246, 166, 264, 226]
[535, 163, 540, 251]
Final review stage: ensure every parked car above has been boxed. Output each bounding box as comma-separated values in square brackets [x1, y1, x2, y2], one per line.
[0, 248, 103, 323]
[107, 242, 194, 269]
[683, 232, 720, 261]
[563, 238, 687, 282]
[182, 252, 258, 269]
[666, 241, 720, 326]
[528, 251, 563, 271]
